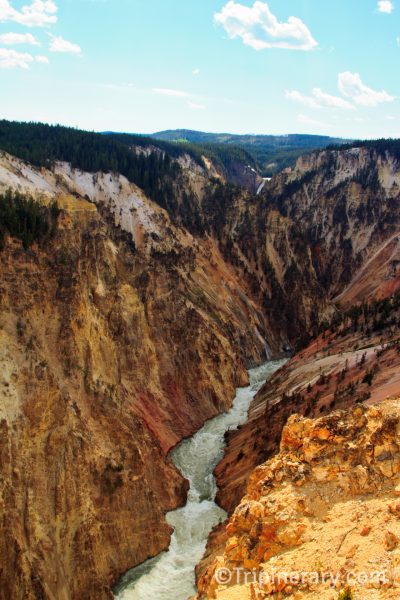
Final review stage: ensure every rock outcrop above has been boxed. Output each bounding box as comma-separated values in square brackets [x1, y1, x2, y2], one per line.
[198, 399, 400, 599]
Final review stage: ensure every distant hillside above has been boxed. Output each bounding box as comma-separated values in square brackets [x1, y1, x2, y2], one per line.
[150, 129, 350, 176]
[105, 131, 258, 185]
[103, 128, 349, 179]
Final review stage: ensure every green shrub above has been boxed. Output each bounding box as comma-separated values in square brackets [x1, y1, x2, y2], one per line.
[338, 587, 354, 600]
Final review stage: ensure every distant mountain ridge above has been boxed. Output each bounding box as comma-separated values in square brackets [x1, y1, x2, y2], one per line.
[149, 129, 344, 146]
[149, 129, 351, 176]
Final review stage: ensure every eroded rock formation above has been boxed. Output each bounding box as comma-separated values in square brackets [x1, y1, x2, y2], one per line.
[198, 400, 400, 599]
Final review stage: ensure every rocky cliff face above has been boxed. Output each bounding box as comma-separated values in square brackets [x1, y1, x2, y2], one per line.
[264, 147, 400, 300]
[0, 152, 269, 599]
[173, 146, 400, 351]
[198, 399, 400, 599]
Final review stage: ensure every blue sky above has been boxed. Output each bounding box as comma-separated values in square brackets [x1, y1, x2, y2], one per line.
[0, 0, 399, 137]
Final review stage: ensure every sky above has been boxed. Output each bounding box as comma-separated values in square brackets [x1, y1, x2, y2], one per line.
[0, 0, 399, 138]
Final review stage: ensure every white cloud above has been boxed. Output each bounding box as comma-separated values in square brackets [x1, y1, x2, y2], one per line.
[312, 88, 355, 110]
[35, 54, 48, 63]
[377, 1, 394, 13]
[0, 47, 34, 68]
[286, 90, 319, 109]
[49, 34, 81, 54]
[338, 71, 395, 106]
[214, 1, 317, 51]
[153, 87, 190, 98]
[192, 68, 200, 76]
[188, 101, 206, 110]
[0, 0, 57, 27]
[297, 114, 331, 128]
[0, 32, 39, 45]
[286, 88, 354, 110]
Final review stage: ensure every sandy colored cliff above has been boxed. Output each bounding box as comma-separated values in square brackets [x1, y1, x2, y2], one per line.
[198, 399, 400, 599]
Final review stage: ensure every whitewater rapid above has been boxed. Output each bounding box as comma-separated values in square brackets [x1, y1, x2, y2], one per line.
[115, 360, 285, 600]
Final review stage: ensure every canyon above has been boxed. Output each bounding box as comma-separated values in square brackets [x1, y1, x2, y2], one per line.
[0, 151, 268, 600]
[1, 128, 400, 600]
[197, 145, 400, 598]
[115, 361, 286, 600]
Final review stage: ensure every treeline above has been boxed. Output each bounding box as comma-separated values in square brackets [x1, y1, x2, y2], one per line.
[104, 131, 190, 159]
[0, 120, 180, 207]
[328, 138, 400, 162]
[151, 129, 343, 148]
[0, 189, 59, 250]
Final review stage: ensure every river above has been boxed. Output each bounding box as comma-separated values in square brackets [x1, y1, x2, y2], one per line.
[114, 359, 286, 600]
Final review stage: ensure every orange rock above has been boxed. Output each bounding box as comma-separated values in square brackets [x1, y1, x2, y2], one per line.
[385, 531, 399, 551]
[360, 525, 372, 536]
[243, 558, 259, 570]
[261, 524, 278, 541]
[310, 427, 332, 441]
[225, 535, 240, 554]
[346, 544, 359, 558]
[388, 503, 400, 518]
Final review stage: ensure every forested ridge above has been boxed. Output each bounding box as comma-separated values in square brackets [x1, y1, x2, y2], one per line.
[0, 120, 258, 208]
[0, 120, 184, 208]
